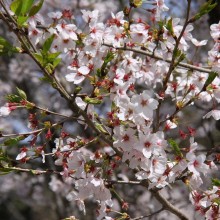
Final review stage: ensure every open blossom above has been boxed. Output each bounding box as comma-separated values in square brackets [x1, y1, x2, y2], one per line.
[131, 90, 158, 120]
[16, 147, 28, 160]
[191, 38, 208, 47]
[113, 126, 137, 152]
[210, 21, 220, 41]
[203, 109, 220, 120]
[186, 152, 209, 176]
[81, 9, 99, 26]
[2, 3, 220, 220]
[154, 0, 169, 21]
[65, 65, 90, 84]
[0, 104, 11, 116]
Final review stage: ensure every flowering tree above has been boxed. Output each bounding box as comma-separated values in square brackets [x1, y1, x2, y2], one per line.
[0, 0, 220, 219]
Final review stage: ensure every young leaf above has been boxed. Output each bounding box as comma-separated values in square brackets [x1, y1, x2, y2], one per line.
[4, 136, 26, 146]
[16, 87, 27, 100]
[168, 138, 182, 157]
[10, 0, 23, 16]
[203, 71, 218, 90]
[29, 0, 44, 17]
[191, 0, 217, 22]
[84, 96, 102, 104]
[97, 51, 115, 78]
[53, 58, 62, 68]
[0, 36, 19, 56]
[33, 53, 43, 65]
[166, 18, 174, 36]
[212, 178, 220, 187]
[10, 0, 34, 16]
[95, 122, 109, 134]
[20, 0, 34, 15]
[6, 94, 21, 103]
[42, 34, 55, 54]
[17, 15, 29, 26]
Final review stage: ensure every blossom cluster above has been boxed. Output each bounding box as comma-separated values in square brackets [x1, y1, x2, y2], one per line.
[0, 0, 220, 219]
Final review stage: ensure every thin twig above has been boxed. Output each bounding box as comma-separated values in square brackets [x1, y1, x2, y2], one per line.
[2, 166, 59, 175]
[0, 118, 68, 138]
[103, 44, 213, 74]
[105, 180, 141, 185]
[130, 207, 164, 220]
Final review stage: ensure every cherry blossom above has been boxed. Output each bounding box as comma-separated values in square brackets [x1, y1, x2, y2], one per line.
[1, 1, 220, 219]
[203, 109, 220, 120]
[66, 65, 90, 84]
[0, 104, 11, 117]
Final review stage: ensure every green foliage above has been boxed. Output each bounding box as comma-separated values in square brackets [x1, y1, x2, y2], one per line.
[10, 0, 34, 16]
[191, 0, 217, 22]
[0, 150, 14, 175]
[33, 34, 61, 73]
[173, 48, 186, 65]
[166, 18, 174, 36]
[6, 94, 21, 103]
[84, 96, 102, 104]
[4, 135, 26, 146]
[29, 0, 44, 17]
[212, 178, 220, 186]
[97, 51, 115, 78]
[10, 0, 44, 26]
[0, 36, 19, 56]
[204, 71, 218, 90]
[16, 87, 27, 100]
[168, 138, 182, 157]
[6, 87, 27, 102]
[95, 122, 108, 134]
[42, 34, 55, 54]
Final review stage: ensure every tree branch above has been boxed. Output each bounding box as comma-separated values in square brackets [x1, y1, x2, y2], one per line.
[130, 207, 164, 220]
[103, 43, 213, 74]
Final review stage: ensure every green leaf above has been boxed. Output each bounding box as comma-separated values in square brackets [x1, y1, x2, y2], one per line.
[177, 53, 186, 63]
[47, 52, 61, 60]
[0, 36, 19, 56]
[192, 0, 217, 22]
[17, 15, 29, 26]
[168, 138, 182, 157]
[6, 94, 21, 103]
[20, 0, 34, 15]
[212, 178, 220, 186]
[84, 96, 102, 104]
[95, 122, 108, 134]
[52, 58, 62, 68]
[45, 63, 54, 74]
[97, 51, 115, 78]
[173, 48, 181, 58]
[166, 18, 174, 35]
[10, 0, 34, 16]
[42, 34, 55, 54]
[4, 136, 26, 146]
[10, 0, 23, 16]
[203, 71, 218, 89]
[213, 198, 220, 205]
[39, 76, 53, 84]
[103, 51, 115, 64]
[0, 149, 10, 163]
[29, 0, 44, 17]
[16, 87, 27, 100]
[33, 53, 43, 64]
[111, 101, 117, 111]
